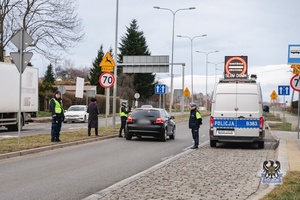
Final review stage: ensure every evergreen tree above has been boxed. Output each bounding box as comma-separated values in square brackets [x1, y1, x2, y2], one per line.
[118, 19, 155, 101]
[89, 45, 105, 94]
[43, 64, 55, 84]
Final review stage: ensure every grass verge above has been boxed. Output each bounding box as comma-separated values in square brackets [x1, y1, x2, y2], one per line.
[261, 171, 300, 200]
[0, 126, 120, 154]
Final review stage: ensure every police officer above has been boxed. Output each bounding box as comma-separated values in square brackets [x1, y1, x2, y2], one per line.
[49, 91, 64, 142]
[188, 102, 202, 149]
[119, 101, 129, 137]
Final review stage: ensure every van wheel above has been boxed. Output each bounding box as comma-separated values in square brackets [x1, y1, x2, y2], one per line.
[210, 140, 217, 147]
[258, 141, 264, 149]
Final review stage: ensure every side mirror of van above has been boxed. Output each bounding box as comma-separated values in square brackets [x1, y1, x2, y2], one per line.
[263, 105, 269, 113]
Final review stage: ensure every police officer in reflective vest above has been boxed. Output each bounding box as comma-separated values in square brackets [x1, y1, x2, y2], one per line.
[119, 101, 129, 137]
[49, 91, 64, 142]
[188, 102, 202, 149]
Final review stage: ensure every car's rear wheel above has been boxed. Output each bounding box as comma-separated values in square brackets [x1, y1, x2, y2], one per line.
[125, 128, 132, 140]
[160, 129, 167, 142]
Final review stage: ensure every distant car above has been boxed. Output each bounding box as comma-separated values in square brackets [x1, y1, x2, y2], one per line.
[63, 105, 89, 123]
[125, 108, 176, 141]
[140, 105, 153, 108]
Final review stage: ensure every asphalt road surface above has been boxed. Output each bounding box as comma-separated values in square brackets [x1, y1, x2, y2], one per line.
[0, 118, 202, 200]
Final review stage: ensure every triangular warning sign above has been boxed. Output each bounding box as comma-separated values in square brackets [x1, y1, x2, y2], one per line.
[99, 52, 116, 67]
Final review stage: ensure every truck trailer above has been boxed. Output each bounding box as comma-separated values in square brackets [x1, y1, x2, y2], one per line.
[0, 62, 38, 131]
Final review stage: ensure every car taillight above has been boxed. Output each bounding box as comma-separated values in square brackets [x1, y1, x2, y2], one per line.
[127, 117, 133, 123]
[210, 116, 214, 128]
[155, 118, 164, 123]
[259, 117, 264, 129]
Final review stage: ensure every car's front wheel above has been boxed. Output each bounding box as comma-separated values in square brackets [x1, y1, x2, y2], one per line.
[169, 127, 175, 140]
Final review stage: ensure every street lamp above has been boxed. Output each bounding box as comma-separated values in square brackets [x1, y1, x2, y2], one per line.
[195, 50, 219, 111]
[177, 34, 207, 102]
[154, 6, 195, 113]
[207, 61, 224, 83]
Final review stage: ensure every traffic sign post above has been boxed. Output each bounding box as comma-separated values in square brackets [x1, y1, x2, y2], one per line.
[154, 84, 167, 94]
[290, 74, 300, 139]
[99, 72, 115, 89]
[278, 85, 290, 123]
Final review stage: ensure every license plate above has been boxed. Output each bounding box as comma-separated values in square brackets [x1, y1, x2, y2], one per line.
[138, 119, 150, 124]
[217, 130, 234, 135]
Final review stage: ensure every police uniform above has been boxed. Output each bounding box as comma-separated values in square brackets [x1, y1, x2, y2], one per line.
[49, 91, 64, 142]
[188, 102, 202, 149]
[119, 102, 129, 137]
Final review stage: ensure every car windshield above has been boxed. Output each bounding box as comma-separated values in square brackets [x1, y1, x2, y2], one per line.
[68, 106, 85, 111]
[131, 109, 160, 118]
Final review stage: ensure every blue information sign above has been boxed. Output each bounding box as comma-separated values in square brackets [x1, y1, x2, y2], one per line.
[154, 84, 167, 94]
[288, 44, 300, 64]
[278, 85, 290, 96]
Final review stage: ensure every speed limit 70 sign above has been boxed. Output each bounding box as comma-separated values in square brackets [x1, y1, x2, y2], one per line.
[99, 72, 115, 88]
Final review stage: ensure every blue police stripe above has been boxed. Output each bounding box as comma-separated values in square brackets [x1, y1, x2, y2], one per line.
[214, 118, 260, 129]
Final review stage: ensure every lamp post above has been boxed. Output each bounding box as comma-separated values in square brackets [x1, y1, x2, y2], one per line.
[154, 6, 195, 113]
[195, 50, 219, 111]
[207, 61, 224, 83]
[177, 34, 207, 102]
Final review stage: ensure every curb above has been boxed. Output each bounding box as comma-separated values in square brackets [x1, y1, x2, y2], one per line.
[248, 124, 288, 200]
[83, 141, 210, 200]
[0, 135, 118, 160]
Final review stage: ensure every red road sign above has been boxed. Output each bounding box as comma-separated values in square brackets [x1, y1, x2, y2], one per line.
[290, 74, 300, 92]
[99, 72, 115, 88]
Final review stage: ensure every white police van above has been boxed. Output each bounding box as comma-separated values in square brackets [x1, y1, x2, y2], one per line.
[209, 76, 265, 148]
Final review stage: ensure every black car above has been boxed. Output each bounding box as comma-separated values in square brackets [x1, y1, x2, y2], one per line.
[125, 108, 176, 141]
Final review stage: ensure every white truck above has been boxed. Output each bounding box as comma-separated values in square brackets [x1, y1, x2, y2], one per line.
[0, 62, 39, 131]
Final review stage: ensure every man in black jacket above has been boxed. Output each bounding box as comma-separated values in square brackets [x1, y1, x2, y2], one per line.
[188, 102, 202, 149]
[49, 91, 64, 142]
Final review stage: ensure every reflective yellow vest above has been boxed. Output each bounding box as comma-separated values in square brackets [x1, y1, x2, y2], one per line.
[120, 106, 128, 117]
[50, 98, 63, 114]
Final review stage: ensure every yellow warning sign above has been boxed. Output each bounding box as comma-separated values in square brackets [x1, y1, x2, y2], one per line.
[291, 64, 300, 74]
[183, 87, 190, 97]
[270, 90, 278, 100]
[99, 52, 116, 71]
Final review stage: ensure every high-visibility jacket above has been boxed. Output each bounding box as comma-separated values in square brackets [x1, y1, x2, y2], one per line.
[120, 106, 128, 117]
[50, 98, 63, 114]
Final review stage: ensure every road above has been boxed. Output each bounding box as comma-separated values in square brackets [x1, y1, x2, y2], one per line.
[0, 116, 277, 200]
[0, 118, 202, 200]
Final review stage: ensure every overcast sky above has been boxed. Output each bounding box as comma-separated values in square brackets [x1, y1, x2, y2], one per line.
[31, 0, 300, 103]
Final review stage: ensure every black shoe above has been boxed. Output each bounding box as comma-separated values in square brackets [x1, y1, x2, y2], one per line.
[51, 140, 55, 142]
[56, 139, 61, 142]
[190, 146, 198, 149]
[119, 135, 123, 138]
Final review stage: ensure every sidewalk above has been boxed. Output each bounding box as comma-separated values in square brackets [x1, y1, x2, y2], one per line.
[268, 110, 300, 172]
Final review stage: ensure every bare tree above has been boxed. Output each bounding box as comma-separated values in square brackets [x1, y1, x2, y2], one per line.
[0, 0, 84, 62]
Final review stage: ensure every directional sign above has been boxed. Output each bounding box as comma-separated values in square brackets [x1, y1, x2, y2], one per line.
[183, 87, 191, 97]
[99, 52, 116, 72]
[99, 72, 115, 88]
[155, 84, 167, 94]
[290, 74, 300, 92]
[278, 85, 290, 95]
[270, 90, 278, 100]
